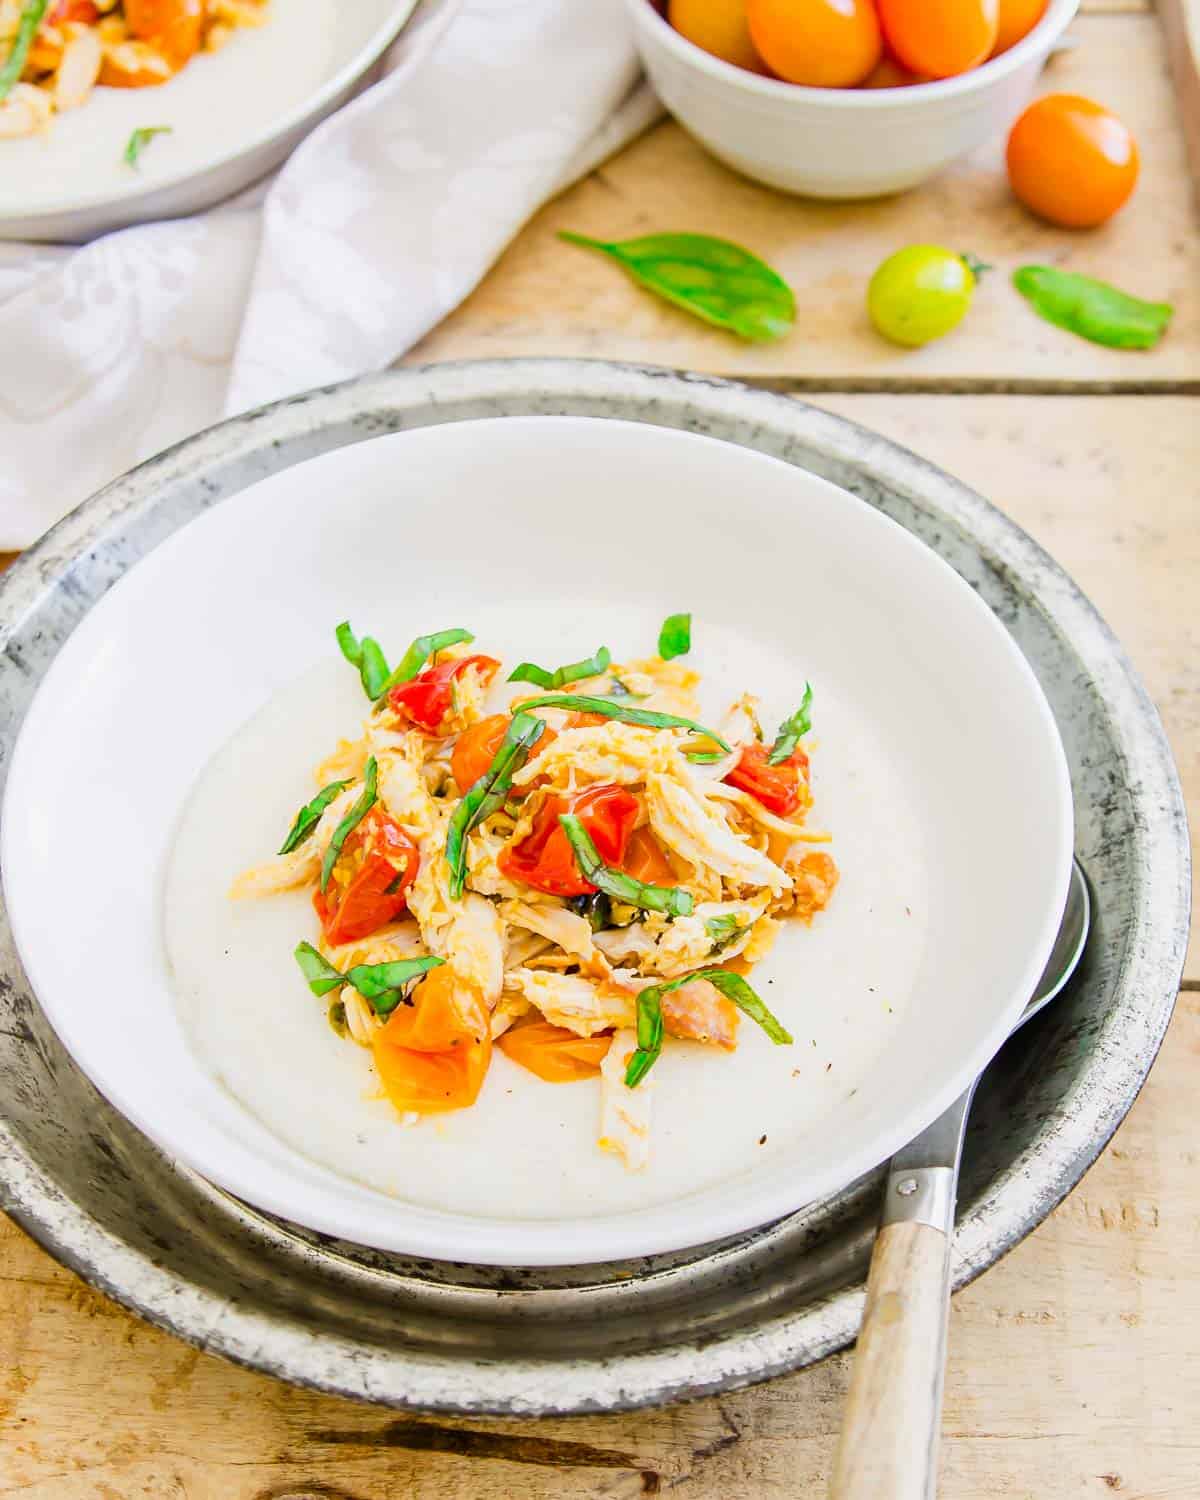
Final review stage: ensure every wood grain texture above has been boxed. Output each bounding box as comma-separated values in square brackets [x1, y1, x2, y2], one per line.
[408, 15, 1198, 385]
[1159, 0, 1200, 196]
[1, 396, 1196, 1496]
[829, 1221, 952, 1500]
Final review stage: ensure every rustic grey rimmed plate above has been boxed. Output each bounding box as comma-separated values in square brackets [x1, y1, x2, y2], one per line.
[0, 361, 1188, 1415]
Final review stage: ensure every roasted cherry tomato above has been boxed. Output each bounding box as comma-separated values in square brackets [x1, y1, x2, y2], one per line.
[877, 0, 997, 78]
[668, 0, 767, 73]
[620, 826, 676, 885]
[868, 245, 977, 347]
[1007, 93, 1139, 228]
[388, 655, 500, 735]
[497, 1021, 613, 1082]
[313, 808, 418, 946]
[723, 741, 810, 818]
[49, 0, 100, 21]
[451, 713, 557, 796]
[499, 784, 638, 897]
[991, 0, 1046, 55]
[373, 966, 491, 1114]
[746, 0, 881, 87]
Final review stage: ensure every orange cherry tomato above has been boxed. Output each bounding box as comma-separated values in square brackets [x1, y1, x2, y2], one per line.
[449, 713, 556, 796]
[877, 0, 997, 78]
[723, 741, 810, 818]
[745, 0, 881, 87]
[497, 1021, 614, 1082]
[312, 808, 418, 946]
[388, 655, 501, 736]
[859, 54, 928, 88]
[668, 0, 768, 74]
[1006, 93, 1139, 228]
[499, 784, 638, 897]
[372, 966, 491, 1114]
[991, 0, 1046, 55]
[124, 0, 203, 68]
[620, 826, 676, 885]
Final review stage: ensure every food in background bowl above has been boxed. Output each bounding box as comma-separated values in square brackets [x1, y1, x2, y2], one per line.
[0, 0, 269, 139]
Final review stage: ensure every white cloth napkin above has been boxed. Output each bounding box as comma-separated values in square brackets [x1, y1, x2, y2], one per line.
[0, 0, 659, 549]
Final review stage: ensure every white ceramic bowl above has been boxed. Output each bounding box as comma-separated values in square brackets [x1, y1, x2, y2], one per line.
[0, 0, 454, 243]
[625, 0, 1080, 198]
[1, 416, 1073, 1265]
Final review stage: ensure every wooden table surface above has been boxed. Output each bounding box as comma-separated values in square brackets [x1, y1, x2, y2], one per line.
[3, 4, 1197, 1496]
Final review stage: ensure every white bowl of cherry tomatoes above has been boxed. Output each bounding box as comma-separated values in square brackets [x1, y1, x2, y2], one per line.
[627, 0, 1081, 198]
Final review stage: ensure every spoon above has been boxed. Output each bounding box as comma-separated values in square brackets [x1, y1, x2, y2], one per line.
[829, 858, 1091, 1500]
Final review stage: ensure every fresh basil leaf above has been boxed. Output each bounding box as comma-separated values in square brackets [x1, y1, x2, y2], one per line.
[768, 684, 813, 765]
[346, 955, 444, 1015]
[1013, 266, 1173, 351]
[335, 620, 363, 668]
[377, 628, 475, 697]
[445, 713, 546, 899]
[623, 965, 791, 1086]
[0, 0, 49, 102]
[508, 646, 611, 691]
[278, 779, 352, 855]
[558, 814, 693, 918]
[514, 694, 731, 752]
[294, 941, 345, 998]
[559, 231, 795, 344]
[320, 757, 378, 892]
[704, 914, 745, 951]
[123, 125, 172, 169]
[698, 967, 792, 1044]
[658, 613, 691, 660]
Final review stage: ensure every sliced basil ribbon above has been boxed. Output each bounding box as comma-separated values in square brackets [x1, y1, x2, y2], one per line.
[704, 914, 745, 951]
[445, 713, 546, 899]
[335, 621, 391, 700]
[508, 645, 611, 691]
[513, 694, 731, 752]
[320, 757, 378, 892]
[768, 684, 813, 765]
[657, 612, 692, 661]
[278, 778, 352, 855]
[294, 942, 443, 1016]
[558, 814, 693, 919]
[377, 627, 475, 698]
[124, 125, 172, 169]
[624, 967, 792, 1087]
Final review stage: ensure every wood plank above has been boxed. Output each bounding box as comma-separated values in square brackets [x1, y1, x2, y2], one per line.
[409, 15, 1198, 385]
[2, 993, 1194, 1497]
[1159, 0, 1200, 196]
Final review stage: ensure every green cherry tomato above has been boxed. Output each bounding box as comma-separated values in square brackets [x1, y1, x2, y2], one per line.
[868, 246, 977, 347]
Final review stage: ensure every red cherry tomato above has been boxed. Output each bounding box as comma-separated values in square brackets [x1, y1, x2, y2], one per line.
[373, 966, 491, 1114]
[1006, 93, 1139, 228]
[313, 808, 419, 946]
[746, 0, 881, 87]
[498, 784, 638, 897]
[388, 655, 500, 735]
[877, 0, 997, 78]
[451, 713, 557, 796]
[497, 1021, 614, 1082]
[723, 741, 810, 818]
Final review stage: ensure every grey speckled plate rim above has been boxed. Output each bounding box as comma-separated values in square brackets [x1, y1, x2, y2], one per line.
[0, 359, 1189, 1414]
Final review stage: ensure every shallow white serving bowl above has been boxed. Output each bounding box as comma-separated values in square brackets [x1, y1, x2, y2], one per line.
[625, 0, 1080, 198]
[0, 0, 446, 243]
[1, 415, 1073, 1265]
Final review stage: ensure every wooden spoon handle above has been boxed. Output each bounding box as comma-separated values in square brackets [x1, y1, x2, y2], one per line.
[827, 1214, 953, 1500]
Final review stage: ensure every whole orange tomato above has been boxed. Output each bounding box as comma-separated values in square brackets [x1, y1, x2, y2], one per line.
[991, 0, 1046, 55]
[1007, 93, 1139, 228]
[745, 0, 881, 88]
[669, 0, 768, 73]
[877, 0, 997, 77]
[859, 53, 928, 89]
